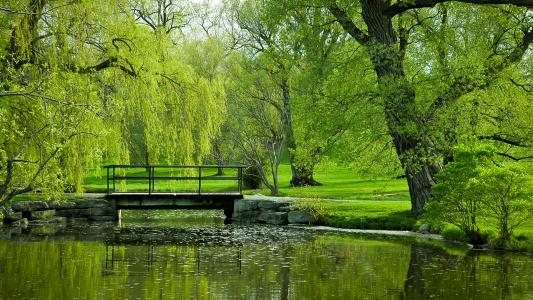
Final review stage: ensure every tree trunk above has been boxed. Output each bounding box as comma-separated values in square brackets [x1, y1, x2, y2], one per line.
[290, 165, 321, 186]
[359, 0, 441, 214]
[217, 166, 225, 176]
[280, 78, 320, 187]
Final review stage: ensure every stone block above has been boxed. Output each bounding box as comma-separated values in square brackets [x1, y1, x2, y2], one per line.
[29, 210, 56, 221]
[257, 212, 288, 225]
[257, 201, 284, 210]
[3, 211, 22, 224]
[232, 210, 262, 221]
[51, 201, 77, 210]
[288, 211, 317, 225]
[234, 200, 259, 212]
[11, 201, 49, 212]
[55, 208, 91, 218]
[278, 206, 291, 212]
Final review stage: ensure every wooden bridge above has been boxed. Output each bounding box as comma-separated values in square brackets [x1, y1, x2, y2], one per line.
[104, 165, 245, 219]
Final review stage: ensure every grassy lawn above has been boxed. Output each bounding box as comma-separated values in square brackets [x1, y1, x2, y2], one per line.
[11, 162, 533, 245]
[82, 163, 411, 201]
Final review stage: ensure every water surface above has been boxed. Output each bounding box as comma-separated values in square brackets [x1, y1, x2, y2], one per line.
[1, 210, 532, 299]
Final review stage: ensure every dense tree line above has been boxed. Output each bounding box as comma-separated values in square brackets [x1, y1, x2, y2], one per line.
[0, 0, 531, 224]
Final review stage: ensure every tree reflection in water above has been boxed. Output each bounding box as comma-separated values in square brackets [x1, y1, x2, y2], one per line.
[1, 221, 533, 299]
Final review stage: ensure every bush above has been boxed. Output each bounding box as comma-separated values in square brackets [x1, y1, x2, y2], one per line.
[424, 146, 493, 244]
[441, 227, 469, 243]
[473, 166, 533, 245]
[425, 145, 533, 247]
[290, 196, 326, 222]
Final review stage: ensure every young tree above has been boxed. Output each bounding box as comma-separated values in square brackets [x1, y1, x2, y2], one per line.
[474, 166, 533, 245]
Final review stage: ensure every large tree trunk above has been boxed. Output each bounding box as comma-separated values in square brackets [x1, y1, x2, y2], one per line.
[290, 165, 321, 186]
[361, 0, 441, 214]
[280, 79, 321, 187]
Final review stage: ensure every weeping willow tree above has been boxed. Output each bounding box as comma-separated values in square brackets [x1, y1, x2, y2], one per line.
[0, 0, 225, 204]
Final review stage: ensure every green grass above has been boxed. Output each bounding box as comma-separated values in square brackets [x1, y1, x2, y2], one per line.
[82, 163, 411, 201]
[246, 164, 411, 201]
[319, 200, 416, 230]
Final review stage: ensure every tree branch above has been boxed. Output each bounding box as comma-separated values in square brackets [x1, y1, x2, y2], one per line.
[479, 134, 530, 147]
[496, 152, 533, 161]
[328, 4, 369, 45]
[385, 0, 533, 17]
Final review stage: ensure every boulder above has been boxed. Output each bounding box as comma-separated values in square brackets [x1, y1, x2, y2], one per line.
[257, 201, 285, 210]
[29, 210, 56, 221]
[55, 208, 91, 218]
[278, 206, 291, 212]
[257, 212, 288, 225]
[417, 224, 431, 234]
[11, 201, 49, 212]
[288, 211, 317, 225]
[50, 201, 77, 210]
[232, 210, 261, 221]
[3, 211, 22, 224]
[234, 200, 259, 212]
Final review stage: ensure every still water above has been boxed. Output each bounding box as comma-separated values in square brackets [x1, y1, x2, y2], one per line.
[1, 210, 532, 300]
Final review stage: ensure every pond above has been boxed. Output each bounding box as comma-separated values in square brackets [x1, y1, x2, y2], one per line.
[1, 210, 532, 299]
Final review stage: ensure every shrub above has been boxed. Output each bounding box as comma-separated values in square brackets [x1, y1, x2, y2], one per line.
[424, 146, 494, 244]
[473, 166, 533, 246]
[441, 227, 469, 243]
[291, 196, 326, 222]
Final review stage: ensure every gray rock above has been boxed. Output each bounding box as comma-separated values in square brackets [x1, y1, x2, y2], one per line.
[75, 200, 110, 209]
[232, 210, 261, 221]
[12, 218, 28, 228]
[257, 201, 284, 210]
[29, 210, 56, 220]
[55, 208, 91, 217]
[4, 211, 22, 224]
[288, 211, 317, 225]
[49, 201, 77, 210]
[234, 200, 259, 212]
[278, 206, 291, 212]
[11, 201, 49, 212]
[257, 212, 288, 225]
[417, 224, 431, 234]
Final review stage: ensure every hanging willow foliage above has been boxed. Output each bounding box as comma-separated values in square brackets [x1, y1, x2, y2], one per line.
[0, 0, 225, 202]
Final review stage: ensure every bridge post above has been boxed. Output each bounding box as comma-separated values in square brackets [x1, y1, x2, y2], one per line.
[108, 198, 121, 221]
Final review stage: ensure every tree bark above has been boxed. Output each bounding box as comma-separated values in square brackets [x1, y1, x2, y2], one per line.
[280, 78, 321, 187]
[360, 0, 441, 214]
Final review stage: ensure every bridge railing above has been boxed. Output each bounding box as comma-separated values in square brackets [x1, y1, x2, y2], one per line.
[103, 165, 245, 195]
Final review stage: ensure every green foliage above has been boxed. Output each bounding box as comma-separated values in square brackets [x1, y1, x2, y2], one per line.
[441, 227, 469, 243]
[426, 145, 533, 246]
[424, 145, 495, 243]
[473, 165, 533, 246]
[290, 195, 326, 222]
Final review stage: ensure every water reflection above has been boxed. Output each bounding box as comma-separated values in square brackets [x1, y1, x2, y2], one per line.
[0, 211, 532, 299]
